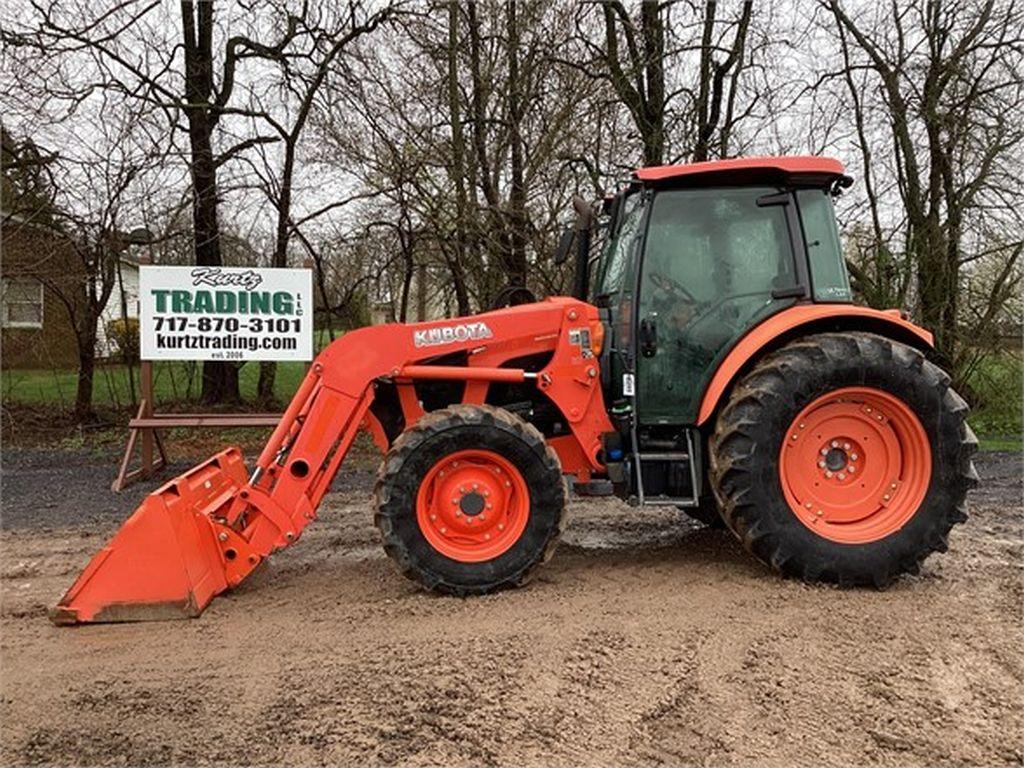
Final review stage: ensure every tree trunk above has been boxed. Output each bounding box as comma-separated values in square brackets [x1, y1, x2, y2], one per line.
[181, 0, 240, 405]
[640, 0, 666, 166]
[506, 0, 527, 289]
[73, 311, 98, 421]
[257, 133, 299, 403]
[446, 0, 472, 315]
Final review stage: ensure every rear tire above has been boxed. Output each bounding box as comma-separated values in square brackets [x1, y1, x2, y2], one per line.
[709, 332, 978, 587]
[374, 405, 566, 595]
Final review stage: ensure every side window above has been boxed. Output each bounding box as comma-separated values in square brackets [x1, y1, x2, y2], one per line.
[797, 189, 852, 302]
[1, 277, 44, 329]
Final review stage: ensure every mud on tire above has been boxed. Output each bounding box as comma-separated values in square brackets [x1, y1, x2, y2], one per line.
[374, 404, 567, 595]
[709, 332, 978, 587]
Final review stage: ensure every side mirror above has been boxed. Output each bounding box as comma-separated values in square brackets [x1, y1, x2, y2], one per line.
[553, 227, 575, 265]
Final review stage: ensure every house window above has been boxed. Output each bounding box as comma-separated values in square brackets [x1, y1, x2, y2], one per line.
[1, 277, 44, 329]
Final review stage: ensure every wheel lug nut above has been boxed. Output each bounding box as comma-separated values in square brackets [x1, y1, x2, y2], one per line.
[848, 466, 856, 473]
[837, 473, 846, 480]
[890, 482, 897, 489]
[486, 503, 493, 510]
[472, 483, 479, 491]
[485, 533, 491, 540]
[483, 491, 490, 497]
[825, 471, 834, 478]
[850, 453, 858, 461]
[843, 443, 851, 450]
[805, 502, 812, 509]
[818, 461, 826, 468]
[479, 514, 486, 521]
[440, 526, 447, 533]
[791, 434, 798, 441]
[831, 440, 839, 448]
[883, 494, 890, 501]
[430, 514, 437, 521]
[816, 510, 823, 516]
[505, 481, 511, 487]
[820, 448, 828, 456]
[498, 523, 505, 531]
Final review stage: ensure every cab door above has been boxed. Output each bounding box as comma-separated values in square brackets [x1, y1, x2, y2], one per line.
[636, 186, 802, 425]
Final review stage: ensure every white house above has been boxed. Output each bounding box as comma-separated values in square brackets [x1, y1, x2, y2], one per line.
[96, 256, 140, 358]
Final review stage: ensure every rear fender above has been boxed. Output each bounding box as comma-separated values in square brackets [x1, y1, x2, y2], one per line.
[696, 305, 934, 427]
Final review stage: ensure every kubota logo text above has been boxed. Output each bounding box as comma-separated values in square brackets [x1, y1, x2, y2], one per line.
[413, 322, 493, 348]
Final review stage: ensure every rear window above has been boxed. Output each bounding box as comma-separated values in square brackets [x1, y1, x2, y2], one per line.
[797, 189, 852, 302]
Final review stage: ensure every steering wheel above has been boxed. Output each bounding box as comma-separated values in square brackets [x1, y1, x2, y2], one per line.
[648, 271, 698, 304]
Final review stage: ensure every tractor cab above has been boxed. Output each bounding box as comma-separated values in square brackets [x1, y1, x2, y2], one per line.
[582, 158, 855, 506]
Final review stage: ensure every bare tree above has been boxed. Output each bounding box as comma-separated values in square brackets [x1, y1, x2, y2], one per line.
[567, 1, 755, 166]
[236, 2, 401, 402]
[824, 0, 1024, 372]
[1, 111, 164, 419]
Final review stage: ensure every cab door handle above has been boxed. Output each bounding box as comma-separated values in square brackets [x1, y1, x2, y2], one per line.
[639, 316, 658, 358]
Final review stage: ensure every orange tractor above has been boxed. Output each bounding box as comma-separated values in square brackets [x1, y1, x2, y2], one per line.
[52, 157, 978, 624]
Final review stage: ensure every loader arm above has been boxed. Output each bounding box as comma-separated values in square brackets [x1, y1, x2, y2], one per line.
[52, 298, 612, 624]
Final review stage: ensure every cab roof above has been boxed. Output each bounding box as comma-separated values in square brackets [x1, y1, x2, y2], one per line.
[634, 156, 847, 187]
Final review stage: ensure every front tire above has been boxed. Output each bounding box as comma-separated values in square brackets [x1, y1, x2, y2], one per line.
[709, 332, 978, 587]
[374, 405, 566, 595]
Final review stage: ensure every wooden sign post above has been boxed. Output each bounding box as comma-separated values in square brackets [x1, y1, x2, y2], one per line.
[112, 254, 167, 490]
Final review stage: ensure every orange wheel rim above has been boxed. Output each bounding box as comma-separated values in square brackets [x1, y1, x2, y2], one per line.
[778, 387, 931, 544]
[416, 449, 530, 562]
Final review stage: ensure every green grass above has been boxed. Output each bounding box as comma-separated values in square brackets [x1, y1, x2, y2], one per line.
[2, 329, 344, 411]
[1, 360, 310, 410]
[965, 351, 1022, 451]
[4, 341, 1021, 453]
[977, 435, 1023, 452]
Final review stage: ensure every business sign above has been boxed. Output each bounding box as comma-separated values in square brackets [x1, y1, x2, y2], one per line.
[139, 265, 313, 362]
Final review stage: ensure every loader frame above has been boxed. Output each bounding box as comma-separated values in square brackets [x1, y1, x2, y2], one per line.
[53, 297, 612, 623]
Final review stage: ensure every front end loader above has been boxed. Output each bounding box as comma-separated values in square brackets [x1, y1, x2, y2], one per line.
[53, 156, 978, 625]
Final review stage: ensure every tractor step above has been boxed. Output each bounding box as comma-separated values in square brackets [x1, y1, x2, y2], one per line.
[638, 494, 699, 507]
[632, 435, 701, 508]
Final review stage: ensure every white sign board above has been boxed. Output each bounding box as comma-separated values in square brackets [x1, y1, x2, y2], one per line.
[139, 265, 313, 362]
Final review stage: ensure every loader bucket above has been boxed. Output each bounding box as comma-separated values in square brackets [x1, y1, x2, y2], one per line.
[50, 447, 250, 625]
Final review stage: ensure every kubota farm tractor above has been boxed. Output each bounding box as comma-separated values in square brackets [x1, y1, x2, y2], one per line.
[52, 156, 978, 625]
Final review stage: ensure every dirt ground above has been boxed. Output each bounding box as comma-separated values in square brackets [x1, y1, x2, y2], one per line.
[0, 449, 1021, 767]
